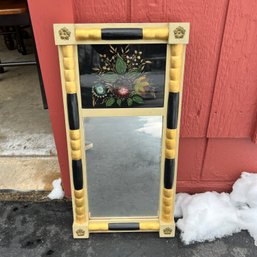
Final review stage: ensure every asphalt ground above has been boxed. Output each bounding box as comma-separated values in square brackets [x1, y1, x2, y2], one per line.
[0, 201, 256, 257]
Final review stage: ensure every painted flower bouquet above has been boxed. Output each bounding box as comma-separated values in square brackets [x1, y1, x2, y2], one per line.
[92, 45, 156, 107]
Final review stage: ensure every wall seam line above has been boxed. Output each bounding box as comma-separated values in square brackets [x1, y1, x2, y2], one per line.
[200, 0, 231, 180]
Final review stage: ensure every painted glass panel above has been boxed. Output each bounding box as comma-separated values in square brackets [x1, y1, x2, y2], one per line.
[78, 44, 166, 108]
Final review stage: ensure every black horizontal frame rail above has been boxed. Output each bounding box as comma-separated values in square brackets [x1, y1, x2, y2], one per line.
[108, 223, 140, 230]
[101, 28, 143, 40]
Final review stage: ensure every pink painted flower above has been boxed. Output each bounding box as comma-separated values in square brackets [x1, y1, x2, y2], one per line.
[116, 86, 129, 97]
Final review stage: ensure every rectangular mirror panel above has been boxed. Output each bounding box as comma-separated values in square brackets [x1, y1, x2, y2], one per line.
[84, 116, 162, 217]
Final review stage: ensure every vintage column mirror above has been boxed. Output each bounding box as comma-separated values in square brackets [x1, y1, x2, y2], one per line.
[54, 23, 189, 238]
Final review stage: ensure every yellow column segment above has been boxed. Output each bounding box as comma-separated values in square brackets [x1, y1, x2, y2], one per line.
[89, 222, 109, 231]
[75, 28, 101, 40]
[143, 27, 169, 40]
[140, 221, 160, 230]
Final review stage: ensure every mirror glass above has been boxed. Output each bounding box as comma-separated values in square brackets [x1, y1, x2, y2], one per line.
[84, 116, 162, 217]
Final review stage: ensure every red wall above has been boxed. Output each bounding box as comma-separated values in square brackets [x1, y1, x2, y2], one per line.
[28, 0, 257, 196]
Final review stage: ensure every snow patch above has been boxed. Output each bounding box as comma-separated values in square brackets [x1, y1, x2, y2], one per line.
[230, 172, 257, 208]
[175, 172, 257, 246]
[0, 129, 56, 156]
[47, 178, 65, 200]
[238, 207, 257, 246]
[175, 192, 241, 244]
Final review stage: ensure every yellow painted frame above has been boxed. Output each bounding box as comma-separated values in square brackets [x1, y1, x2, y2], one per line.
[54, 23, 189, 238]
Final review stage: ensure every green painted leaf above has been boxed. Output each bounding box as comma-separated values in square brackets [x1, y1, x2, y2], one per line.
[115, 55, 127, 74]
[117, 99, 122, 106]
[103, 73, 119, 83]
[127, 98, 133, 106]
[133, 95, 144, 104]
[127, 72, 141, 80]
[106, 97, 115, 107]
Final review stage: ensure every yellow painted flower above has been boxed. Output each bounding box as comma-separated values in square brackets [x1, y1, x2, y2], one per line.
[134, 76, 150, 95]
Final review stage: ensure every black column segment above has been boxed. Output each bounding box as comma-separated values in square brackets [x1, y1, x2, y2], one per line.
[164, 158, 175, 189]
[167, 92, 179, 129]
[108, 223, 139, 230]
[67, 93, 79, 130]
[72, 160, 83, 190]
[101, 28, 143, 40]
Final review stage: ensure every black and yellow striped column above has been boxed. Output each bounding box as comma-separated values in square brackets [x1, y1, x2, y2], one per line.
[161, 44, 184, 224]
[61, 45, 87, 226]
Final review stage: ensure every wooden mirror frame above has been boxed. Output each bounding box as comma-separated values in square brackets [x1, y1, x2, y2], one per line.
[54, 23, 190, 239]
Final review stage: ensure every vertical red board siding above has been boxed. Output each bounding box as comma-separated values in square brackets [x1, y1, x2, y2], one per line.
[131, 0, 229, 138]
[177, 138, 206, 182]
[71, 1, 220, 192]
[207, 0, 257, 138]
[73, 0, 129, 23]
[27, 0, 75, 196]
[252, 124, 257, 144]
[201, 138, 257, 182]
[28, 0, 257, 195]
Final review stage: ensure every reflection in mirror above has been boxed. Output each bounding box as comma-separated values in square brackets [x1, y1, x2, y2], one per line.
[84, 116, 162, 217]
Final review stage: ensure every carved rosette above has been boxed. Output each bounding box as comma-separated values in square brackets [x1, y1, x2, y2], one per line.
[59, 27, 71, 40]
[173, 26, 186, 39]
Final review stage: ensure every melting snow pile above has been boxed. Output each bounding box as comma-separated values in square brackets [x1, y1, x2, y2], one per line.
[175, 172, 257, 245]
[47, 178, 65, 200]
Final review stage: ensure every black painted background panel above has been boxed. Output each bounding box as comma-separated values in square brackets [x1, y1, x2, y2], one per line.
[78, 44, 167, 109]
